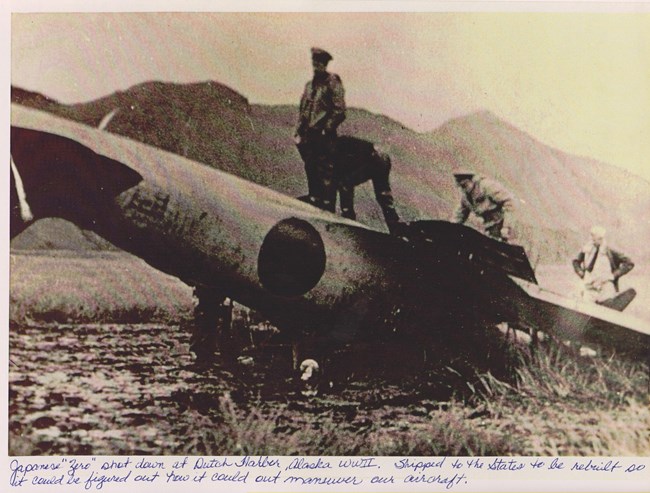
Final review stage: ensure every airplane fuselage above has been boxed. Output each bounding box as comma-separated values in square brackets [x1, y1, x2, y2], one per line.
[13, 103, 647, 359]
[11, 104, 508, 346]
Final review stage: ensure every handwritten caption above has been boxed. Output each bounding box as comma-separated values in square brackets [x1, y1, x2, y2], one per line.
[8, 456, 647, 490]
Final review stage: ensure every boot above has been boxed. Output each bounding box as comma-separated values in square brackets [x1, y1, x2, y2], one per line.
[341, 208, 356, 220]
[387, 219, 410, 240]
[297, 195, 320, 207]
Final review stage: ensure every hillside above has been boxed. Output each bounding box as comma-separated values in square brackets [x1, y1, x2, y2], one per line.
[426, 111, 650, 243]
[10, 83, 650, 263]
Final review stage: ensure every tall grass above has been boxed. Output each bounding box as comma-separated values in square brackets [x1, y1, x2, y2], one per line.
[172, 392, 521, 456]
[473, 346, 649, 455]
[174, 346, 648, 456]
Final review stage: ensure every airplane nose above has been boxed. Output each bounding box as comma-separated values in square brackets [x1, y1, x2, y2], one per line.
[257, 217, 326, 297]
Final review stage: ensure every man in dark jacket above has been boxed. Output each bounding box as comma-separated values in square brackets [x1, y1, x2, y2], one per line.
[295, 47, 346, 213]
[335, 136, 401, 234]
[572, 225, 634, 303]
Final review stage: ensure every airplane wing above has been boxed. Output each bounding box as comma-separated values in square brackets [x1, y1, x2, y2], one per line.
[399, 222, 649, 358]
[406, 220, 538, 284]
[511, 277, 649, 359]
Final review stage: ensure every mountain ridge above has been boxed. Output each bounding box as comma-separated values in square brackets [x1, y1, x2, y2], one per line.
[10, 82, 649, 263]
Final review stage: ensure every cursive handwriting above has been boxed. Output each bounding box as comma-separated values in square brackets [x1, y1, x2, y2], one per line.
[10, 460, 62, 487]
[192, 457, 233, 470]
[234, 456, 280, 468]
[6, 455, 648, 491]
[394, 457, 446, 473]
[404, 472, 467, 490]
[571, 459, 622, 473]
[487, 458, 526, 471]
[285, 457, 332, 471]
[283, 474, 363, 486]
[339, 457, 379, 469]
[83, 470, 131, 490]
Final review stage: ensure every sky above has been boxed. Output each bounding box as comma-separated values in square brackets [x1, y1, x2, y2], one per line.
[6, 3, 650, 181]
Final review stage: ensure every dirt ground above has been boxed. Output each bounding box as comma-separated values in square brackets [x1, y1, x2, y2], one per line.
[8, 251, 506, 456]
[9, 321, 488, 456]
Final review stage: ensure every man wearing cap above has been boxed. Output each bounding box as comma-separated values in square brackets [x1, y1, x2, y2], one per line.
[295, 47, 346, 213]
[572, 226, 634, 303]
[452, 172, 514, 241]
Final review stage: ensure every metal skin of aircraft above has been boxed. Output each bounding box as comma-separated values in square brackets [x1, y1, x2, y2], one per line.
[9, 103, 650, 371]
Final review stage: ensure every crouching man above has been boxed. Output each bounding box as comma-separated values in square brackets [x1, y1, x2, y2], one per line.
[451, 171, 514, 242]
[335, 136, 403, 235]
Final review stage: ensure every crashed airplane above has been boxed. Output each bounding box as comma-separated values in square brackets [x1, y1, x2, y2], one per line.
[9, 103, 650, 367]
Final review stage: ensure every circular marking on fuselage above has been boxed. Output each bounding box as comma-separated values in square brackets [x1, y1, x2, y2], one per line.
[257, 217, 326, 297]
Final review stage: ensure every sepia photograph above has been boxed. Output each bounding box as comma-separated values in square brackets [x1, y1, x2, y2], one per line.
[6, 3, 650, 463]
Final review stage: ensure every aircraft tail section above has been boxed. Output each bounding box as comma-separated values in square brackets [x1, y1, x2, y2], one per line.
[406, 220, 538, 284]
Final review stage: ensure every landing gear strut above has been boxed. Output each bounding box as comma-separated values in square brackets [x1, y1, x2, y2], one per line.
[189, 286, 233, 362]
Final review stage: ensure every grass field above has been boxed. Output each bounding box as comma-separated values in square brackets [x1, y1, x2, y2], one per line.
[9, 250, 194, 325]
[8, 250, 650, 456]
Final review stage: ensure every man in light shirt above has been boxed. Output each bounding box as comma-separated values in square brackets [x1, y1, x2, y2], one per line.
[572, 226, 634, 303]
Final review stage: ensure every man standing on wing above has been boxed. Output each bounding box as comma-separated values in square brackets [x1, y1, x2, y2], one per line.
[295, 47, 346, 213]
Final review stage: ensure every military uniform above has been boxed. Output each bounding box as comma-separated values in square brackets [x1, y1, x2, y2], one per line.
[295, 48, 346, 212]
[189, 285, 233, 362]
[453, 174, 514, 241]
[335, 136, 401, 233]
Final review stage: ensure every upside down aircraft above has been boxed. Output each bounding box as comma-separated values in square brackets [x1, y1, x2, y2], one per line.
[9, 103, 650, 373]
